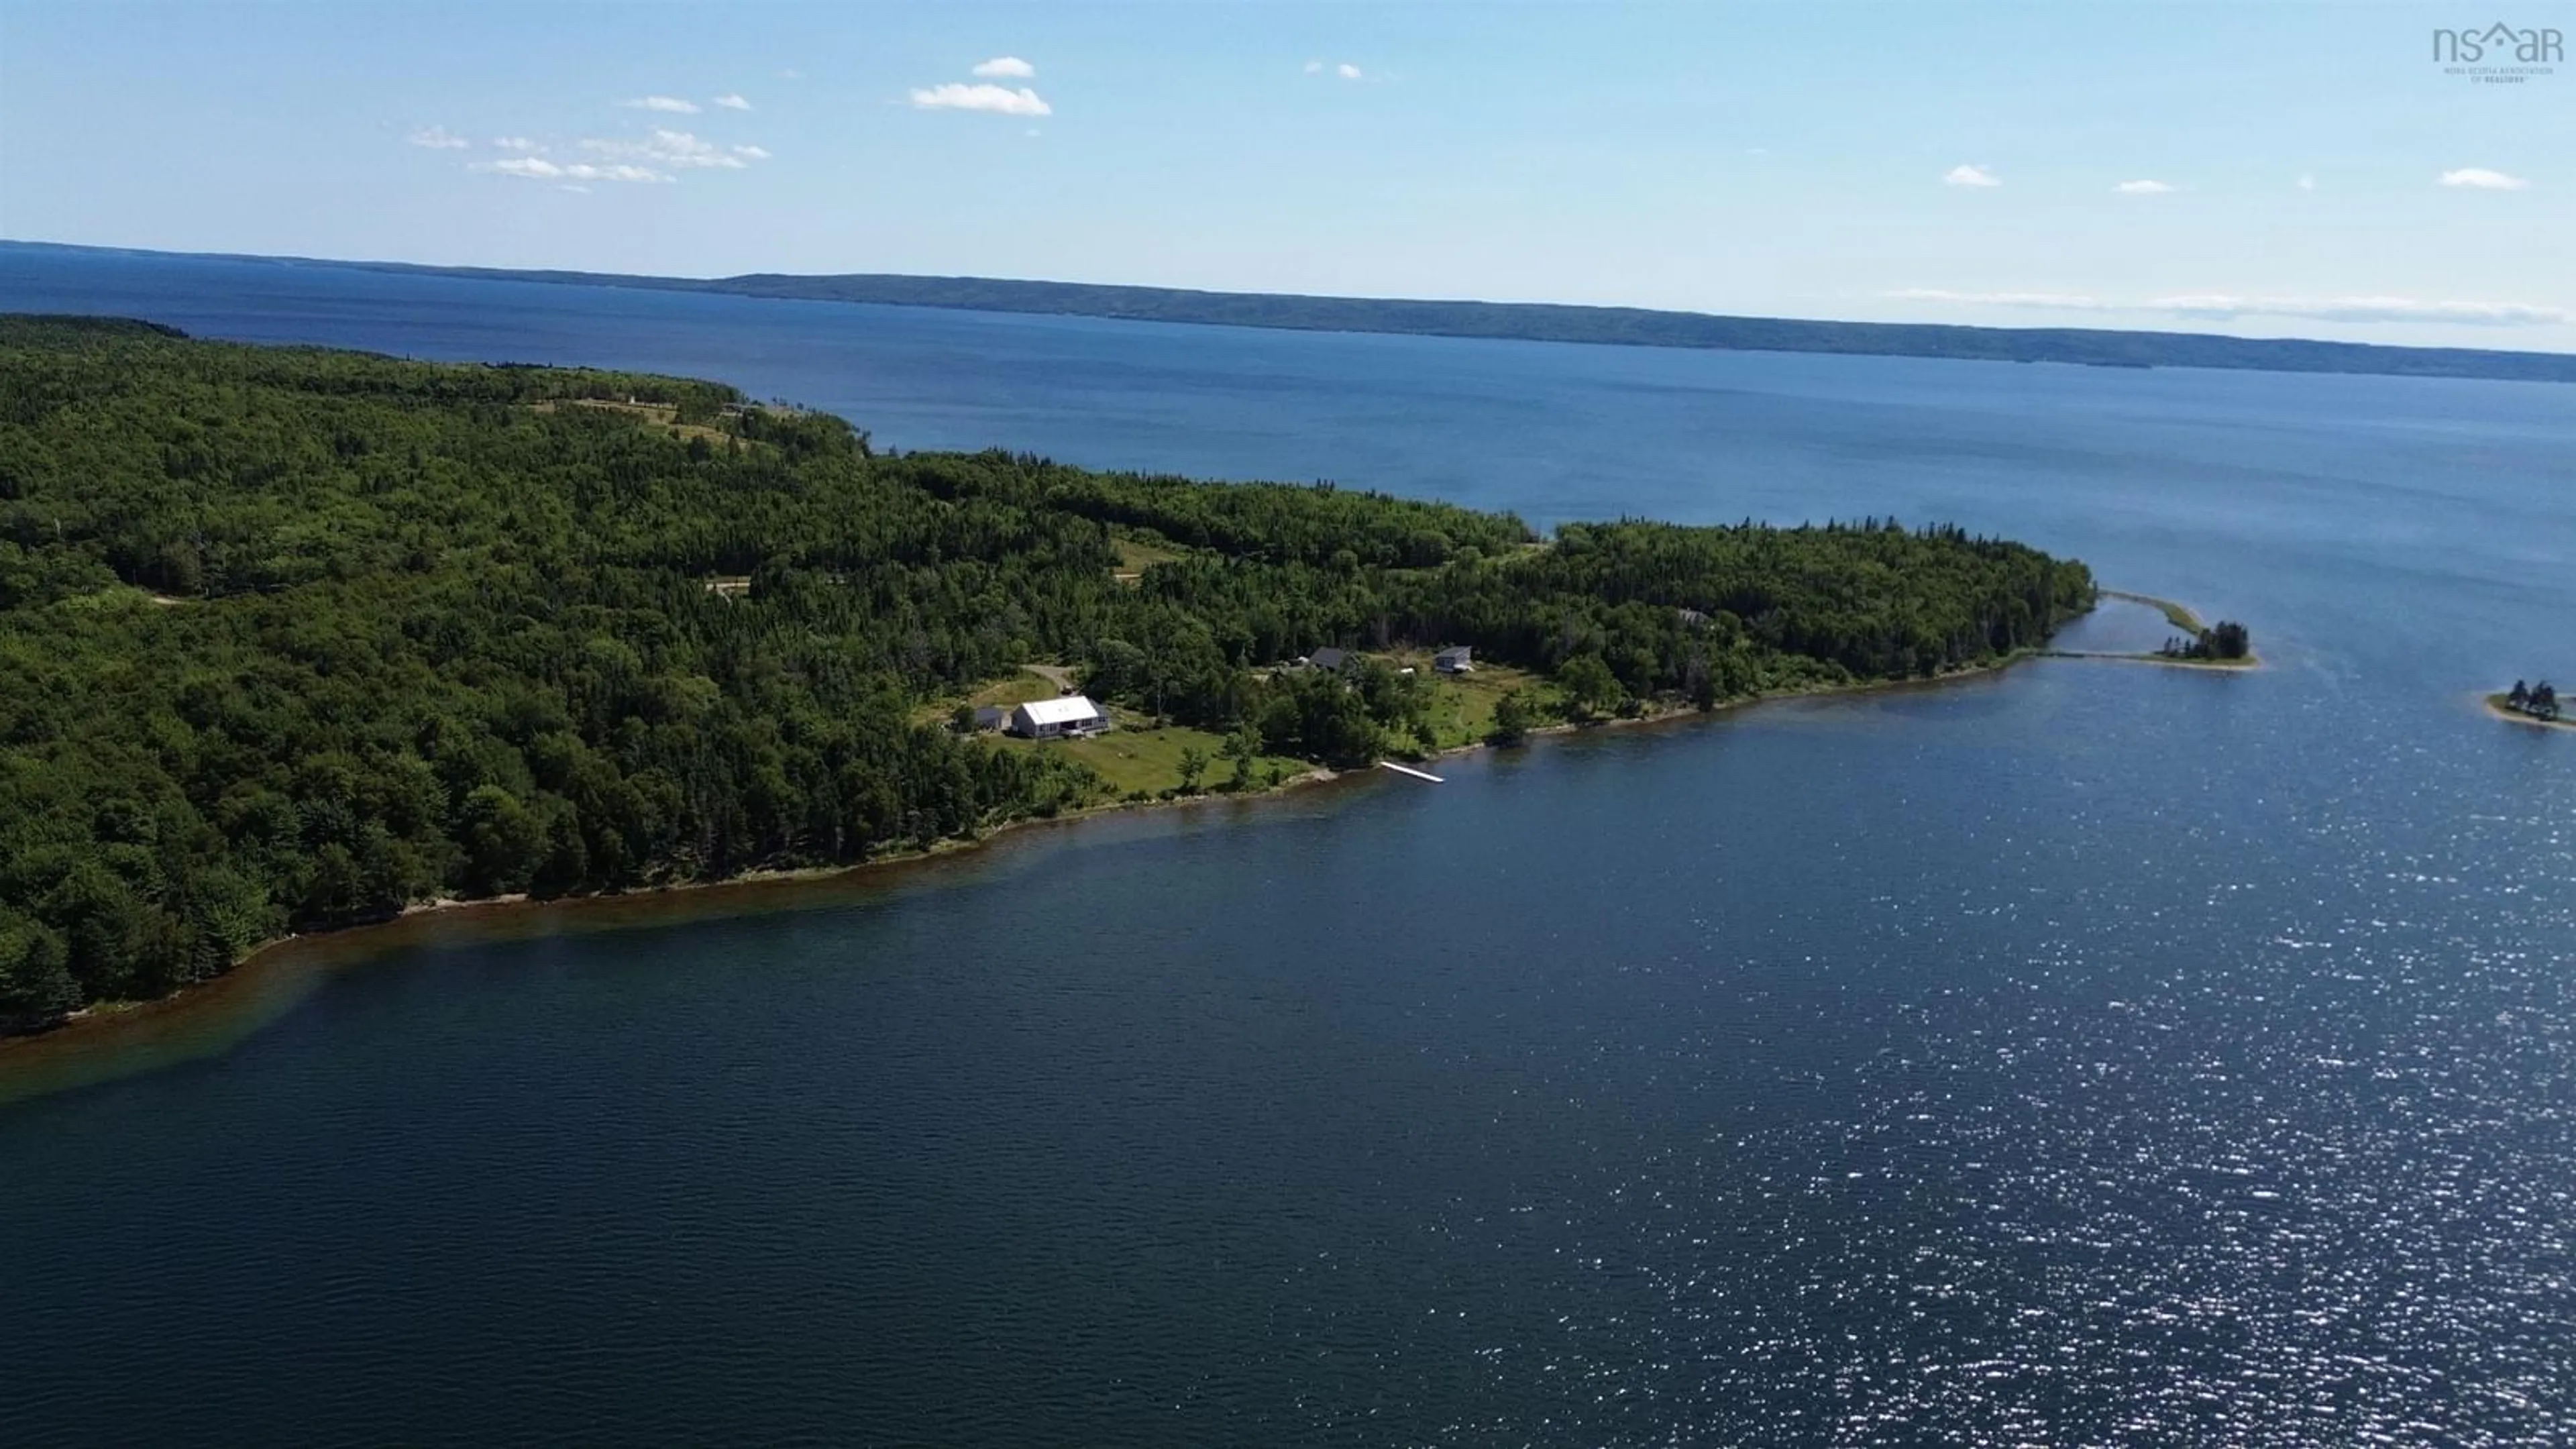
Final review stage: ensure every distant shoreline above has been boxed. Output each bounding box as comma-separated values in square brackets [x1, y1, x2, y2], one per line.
[9, 239, 2575, 385]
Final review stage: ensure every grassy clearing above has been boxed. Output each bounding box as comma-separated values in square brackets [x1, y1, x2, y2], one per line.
[913, 665, 1075, 727]
[1411, 660, 1556, 749]
[965, 669, 1068, 710]
[996, 716, 1309, 798]
[1110, 534, 1188, 586]
[531, 397, 737, 447]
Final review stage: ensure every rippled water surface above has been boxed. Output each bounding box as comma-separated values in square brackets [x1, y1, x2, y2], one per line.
[3, 246, 2573, 1446]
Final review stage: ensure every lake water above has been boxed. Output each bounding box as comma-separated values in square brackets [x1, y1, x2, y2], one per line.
[3, 244, 2573, 1446]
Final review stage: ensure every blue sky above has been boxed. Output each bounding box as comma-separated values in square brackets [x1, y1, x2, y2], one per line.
[3, 2, 2570, 349]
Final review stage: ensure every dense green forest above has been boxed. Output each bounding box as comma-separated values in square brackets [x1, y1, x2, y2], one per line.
[0, 316, 2094, 1025]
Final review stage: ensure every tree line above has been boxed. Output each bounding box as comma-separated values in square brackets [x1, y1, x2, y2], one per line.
[2159, 619, 2252, 661]
[0, 317, 2095, 1024]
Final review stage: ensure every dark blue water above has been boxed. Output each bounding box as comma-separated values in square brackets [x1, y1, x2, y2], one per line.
[3, 245, 2572, 1446]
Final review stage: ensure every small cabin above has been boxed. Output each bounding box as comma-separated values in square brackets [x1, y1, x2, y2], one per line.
[1434, 645, 1474, 675]
[971, 705, 1009, 733]
[1009, 695, 1110, 739]
[1306, 647, 1351, 673]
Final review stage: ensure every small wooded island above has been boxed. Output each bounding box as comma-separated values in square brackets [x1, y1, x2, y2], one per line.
[2118, 590, 2257, 666]
[0, 317, 2102, 1029]
[2490, 680, 2569, 729]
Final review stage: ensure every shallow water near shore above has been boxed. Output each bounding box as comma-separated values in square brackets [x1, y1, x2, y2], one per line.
[2, 246, 2573, 1446]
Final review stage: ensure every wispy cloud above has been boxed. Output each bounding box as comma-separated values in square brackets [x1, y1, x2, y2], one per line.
[1892, 288, 2108, 310]
[2155, 294, 2565, 325]
[466, 127, 767, 186]
[971, 56, 1035, 79]
[1942, 164, 2000, 188]
[712, 93, 751, 111]
[620, 95, 702, 115]
[2438, 166, 2529, 191]
[1304, 59, 1365, 79]
[581, 129, 759, 170]
[908, 81, 1052, 116]
[2297, 172, 2317, 191]
[407, 125, 470, 150]
[2112, 178, 2173, 195]
[1891, 288, 2569, 327]
[474, 156, 673, 184]
[1336, 62, 1364, 80]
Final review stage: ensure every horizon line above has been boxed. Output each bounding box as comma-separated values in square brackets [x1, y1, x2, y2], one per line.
[6, 236, 2573, 372]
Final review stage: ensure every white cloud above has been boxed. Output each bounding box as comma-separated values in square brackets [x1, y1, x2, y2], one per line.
[620, 95, 702, 114]
[1337, 62, 1364, 80]
[1890, 288, 2568, 327]
[582, 129, 757, 169]
[713, 93, 751, 111]
[2113, 178, 2173, 195]
[492, 136, 540, 152]
[908, 82, 1052, 116]
[971, 56, 1035, 78]
[474, 156, 674, 184]
[2438, 166, 2529, 191]
[407, 125, 470, 150]
[1892, 288, 2110, 310]
[2297, 172, 2317, 191]
[1942, 164, 2000, 188]
[2152, 294, 2565, 325]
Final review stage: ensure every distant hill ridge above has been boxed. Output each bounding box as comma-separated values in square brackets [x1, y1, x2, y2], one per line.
[11, 240, 2576, 383]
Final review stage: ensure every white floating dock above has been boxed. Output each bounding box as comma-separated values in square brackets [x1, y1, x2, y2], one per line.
[1377, 760, 1444, 784]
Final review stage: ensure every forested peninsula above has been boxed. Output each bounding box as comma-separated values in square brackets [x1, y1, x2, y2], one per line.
[0, 317, 2095, 1027]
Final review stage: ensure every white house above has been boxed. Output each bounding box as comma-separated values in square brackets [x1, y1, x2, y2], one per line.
[1008, 694, 1110, 739]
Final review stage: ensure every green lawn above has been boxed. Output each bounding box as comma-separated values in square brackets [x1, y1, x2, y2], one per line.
[1386, 655, 1554, 749]
[968, 651, 1559, 788]
[996, 714, 1310, 798]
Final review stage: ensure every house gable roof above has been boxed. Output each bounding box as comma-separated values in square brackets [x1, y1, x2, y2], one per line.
[1014, 694, 1106, 726]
